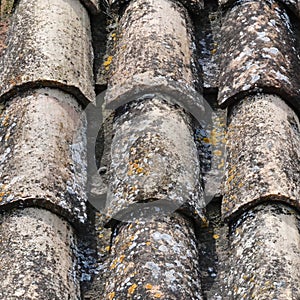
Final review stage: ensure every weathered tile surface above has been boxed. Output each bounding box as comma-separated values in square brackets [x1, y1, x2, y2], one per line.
[0, 208, 81, 299]
[218, 0, 300, 110]
[223, 94, 300, 220]
[104, 214, 203, 299]
[104, 0, 204, 115]
[222, 204, 300, 299]
[104, 97, 204, 225]
[0, 0, 95, 105]
[219, 0, 300, 17]
[108, 0, 204, 13]
[0, 88, 88, 226]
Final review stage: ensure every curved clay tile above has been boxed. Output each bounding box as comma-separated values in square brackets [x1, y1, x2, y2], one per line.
[223, 93, 300, 220]
[0, 0, 95, 106]
[218, 0, 300, 111]
[0, 88, 88, 226]
[104, 0, 204, 116]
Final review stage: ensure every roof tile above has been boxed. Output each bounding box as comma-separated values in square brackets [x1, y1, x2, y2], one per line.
[223, 93, 300, 220]
[218, 0, 300, 111]
[0, 0, 95, 106]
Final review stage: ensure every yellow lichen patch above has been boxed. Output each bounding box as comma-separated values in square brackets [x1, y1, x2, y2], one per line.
[211, 48, 217, 55]
[2, 115, 9, 127]
[200, 215, 209, 228]
[213, 150, 222, 156]
[128, 283, 138, 295]
[154, 292, 163, 298]
[218, 159, 225, 169]
[145, 283, 153, 290]
[119, 255, 125, 263]
[146, 241, 151, 246]
[108, 291, 115, 300]
[110, 258, 118, 270]
[103, 56, 113, 70]
[105, 246, 111, 252]
[213, 234, 220, 240]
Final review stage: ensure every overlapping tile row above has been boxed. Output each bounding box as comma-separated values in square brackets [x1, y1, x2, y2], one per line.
[218, 0, 300, 298]
[0, 0, 94, 226]
[103, 0, 205, 224]
[218, 0, 300, 218]
[104, 214, 203, 300]
[0, 0, 95, 297]
[99, 0, 205, 298]
[217, 0, 300, 110]
[223, 204, 300, 299]
[0, 0, 95, 106]
[0, 208, 81, 299]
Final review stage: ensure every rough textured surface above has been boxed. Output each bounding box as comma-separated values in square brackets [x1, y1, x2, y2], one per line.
[218, 0, 300, 110]
[0, 0, 14, 56]
[104, 0, 204, 116]
[223, 94, 300, 220]
[218, 0, 300, 16]
[107, 0, 204, 14]
[0, 88, 88, 226]
[0, 0, 95, 105]
[104, 97, 204, 225]
[195, 4, 221, 91]
[0, 0, 14, 18]
[104, 214, 203, 299]
[221, 204, 300, 299]
[0, 207, 81, 300]
[80, 0, 100, 14]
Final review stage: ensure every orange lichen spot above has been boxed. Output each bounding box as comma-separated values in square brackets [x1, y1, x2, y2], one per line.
[200, 215, 209, 228]
[238, 182, 244, 188]
[211, 48, 217, 55]
[213, 150, 222, 156]
[213, 234, 220, 240]
[108, 291, 115, 300]
[218, 159, 225, 169]
[154, 292, 163, 298]
[146, 241, 151, 246]
[119, 255, 125, 263]
[110, 258, 118, 270]
[103, 56, 113, 71]
[145, 284, 153, 290]
[202, 137, 210, 143]
[136, 167, 144, 174]
[128, 283, 138, 295]
[227, 174, 235, 184]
